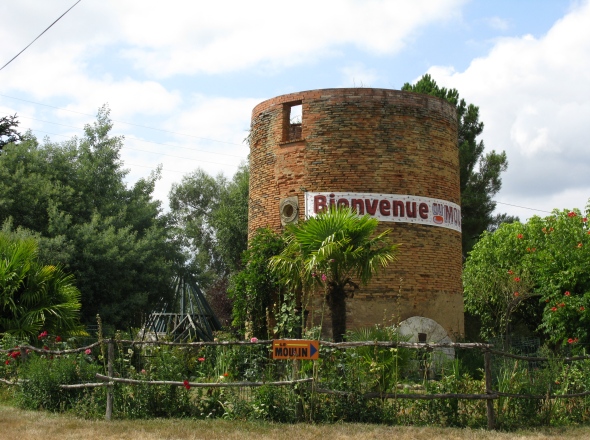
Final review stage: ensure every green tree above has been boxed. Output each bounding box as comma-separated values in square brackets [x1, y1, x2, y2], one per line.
[402, 74, 516, 256]
[0, 107, 180, 330]
[228, 228, 285, 338]
[0, 114, 23, 150]
[463, 206, 590, 346]
[0, 232, 85, 342]
[169, 164, 249, 285]
[270, 207, 398, 342]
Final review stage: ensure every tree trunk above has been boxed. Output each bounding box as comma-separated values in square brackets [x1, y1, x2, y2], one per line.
[327, 284, 347, 342]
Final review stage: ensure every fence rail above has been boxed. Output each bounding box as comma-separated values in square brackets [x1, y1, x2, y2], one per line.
[3, 338, 590, 429]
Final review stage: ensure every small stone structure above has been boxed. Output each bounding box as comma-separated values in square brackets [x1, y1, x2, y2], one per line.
[248, 88, 464, 340]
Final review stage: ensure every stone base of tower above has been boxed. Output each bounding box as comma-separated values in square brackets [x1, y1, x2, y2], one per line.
[307, 292, 464, 341]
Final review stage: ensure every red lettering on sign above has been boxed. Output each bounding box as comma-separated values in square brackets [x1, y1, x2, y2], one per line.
[337, 198, 350, 208]
[393, 201, 404, 217]
[365, 199, 378, 215]
[419, 203, 429, 219]
[406, 202, 417, 218]
[379, 200, 390, 216]
[314, 195, 327, 213]
[351, 199, 364, 215]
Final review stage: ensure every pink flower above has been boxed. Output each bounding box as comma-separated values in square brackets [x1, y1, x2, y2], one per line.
[568, 338, 574, 344]
[85, 348, 92, 355]
[198, 357, 205, 362]
[311, 272, 316, 278]
[183, 380, 191, 390]
[250, 337, 258, 343]
[565, 291, 571, 296]
[321, 274, 327, 282]
[38, 331, 48, 340]
[514, 277, 521, 282]
[141, 369, 146, 374]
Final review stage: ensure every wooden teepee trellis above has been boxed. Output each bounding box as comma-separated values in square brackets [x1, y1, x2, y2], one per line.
[140, 276, 222, 342]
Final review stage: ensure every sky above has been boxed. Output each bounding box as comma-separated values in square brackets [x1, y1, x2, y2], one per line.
[0, 0, 588, 222]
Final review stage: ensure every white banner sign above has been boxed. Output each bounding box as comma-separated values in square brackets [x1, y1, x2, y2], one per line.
[304, 192, 461, 233]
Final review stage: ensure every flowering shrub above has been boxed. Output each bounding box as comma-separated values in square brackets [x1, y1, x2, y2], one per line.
[464, 207, 590, 344]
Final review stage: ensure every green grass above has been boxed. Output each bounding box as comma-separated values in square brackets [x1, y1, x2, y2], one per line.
[2, 404, 590, 440]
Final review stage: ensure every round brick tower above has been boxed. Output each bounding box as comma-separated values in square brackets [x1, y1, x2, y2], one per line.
[249, 88, 464, 340]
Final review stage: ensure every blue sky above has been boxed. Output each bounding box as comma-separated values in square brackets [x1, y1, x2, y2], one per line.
[1, 0, 587, 221]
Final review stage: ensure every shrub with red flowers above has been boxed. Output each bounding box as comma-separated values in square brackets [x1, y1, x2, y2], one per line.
[464, 206, 590, 344]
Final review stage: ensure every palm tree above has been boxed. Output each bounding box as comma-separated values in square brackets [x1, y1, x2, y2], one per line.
[0, 233, 85, 342]
[270, 207, 399, 342]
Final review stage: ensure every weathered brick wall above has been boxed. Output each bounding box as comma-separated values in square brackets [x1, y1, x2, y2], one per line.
[249, 88, 464, 339]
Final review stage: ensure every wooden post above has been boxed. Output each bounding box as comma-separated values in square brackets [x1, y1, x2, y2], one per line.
[106, 339, 114, 421]
[19, 347, 28, 364]
[484, 350, 495, 430]
[293, 359, 304, 421]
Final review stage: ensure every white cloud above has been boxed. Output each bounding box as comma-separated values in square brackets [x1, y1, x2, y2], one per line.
[424, 0, 590, 219]
[340, 63, 379, 87]
[110, 0, 466, 77]
[485, 16, 510, 31]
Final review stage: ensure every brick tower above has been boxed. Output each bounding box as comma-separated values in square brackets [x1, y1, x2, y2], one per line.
[249, 88, 464, 340]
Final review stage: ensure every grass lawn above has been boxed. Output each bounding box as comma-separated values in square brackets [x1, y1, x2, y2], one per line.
[2, 404, 590, 440]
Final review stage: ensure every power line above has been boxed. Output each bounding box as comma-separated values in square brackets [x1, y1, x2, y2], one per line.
[29, 129, 244, 169]
[19, 115, 246, 159]
[495, 201, 553, 214]
[0, 0, 83, 72]
[0, 93, 246, 146]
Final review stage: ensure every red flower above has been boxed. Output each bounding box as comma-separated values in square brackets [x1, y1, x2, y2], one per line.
[578, 243, 583, 248]
[55, 336, 62, 342]
[559, 303, 565, 308]
[508, 270, 514, 275]
[43, 346, 49, 350]
[580, 306, 585, 311]
[568, 338, 574, 344]
[38, 331, 48, 340]
[198, 357, 205, 362]
[517, 234, 524, 239]
[568, 211, 577, 217]
[514, 277, 521, 282]
[223, 372, 229, 377]
[183, 380, 191, 390]
[10, 351, 20, 358]
[565, 291, 571, 296]
[4, 360, 9, 365]
[551, 307, 557, 312]
[514, 292, 519, 297]
[583, 218, 588, 222]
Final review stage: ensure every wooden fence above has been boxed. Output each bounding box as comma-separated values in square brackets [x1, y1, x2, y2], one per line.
[3, 339, 590, 429]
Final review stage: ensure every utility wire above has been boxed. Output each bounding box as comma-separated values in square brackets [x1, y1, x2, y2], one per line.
[29, 128, 243, 169]
[0, 0, 83, 72]
[19, 115, 246, 159]
[0, 93, 246, 146]
[494, 201, 552, 214]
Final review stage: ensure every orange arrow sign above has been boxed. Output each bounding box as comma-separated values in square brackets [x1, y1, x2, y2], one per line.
[272, 339, 319, 360]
